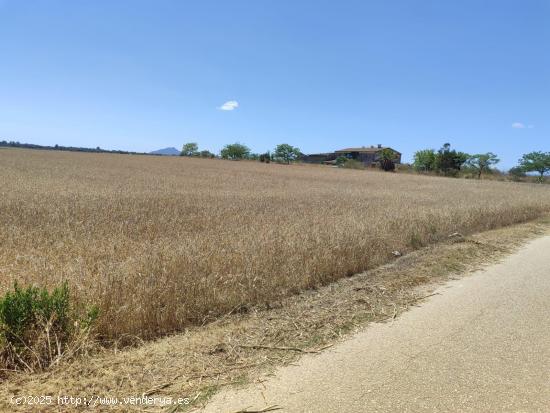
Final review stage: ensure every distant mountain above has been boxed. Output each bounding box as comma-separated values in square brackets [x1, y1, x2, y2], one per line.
[149, 147, 180, 156]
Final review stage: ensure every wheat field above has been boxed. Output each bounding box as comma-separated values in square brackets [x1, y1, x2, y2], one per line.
[1, 148, 550, 340]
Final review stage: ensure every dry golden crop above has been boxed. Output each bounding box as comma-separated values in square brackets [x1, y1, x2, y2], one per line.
[1, 148, 549, 340]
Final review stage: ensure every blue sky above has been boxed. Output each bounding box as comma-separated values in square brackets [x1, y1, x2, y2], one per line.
[0, 1, 548, 168]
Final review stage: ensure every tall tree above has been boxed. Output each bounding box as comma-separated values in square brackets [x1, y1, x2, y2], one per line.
[518, 151, 550, 182]
[259, 152, 271, 163]
[435, 143, 468, 175]
[466, 153, 500, 179]
[181, 142, 199, 157]
[378, 148, 397, 171]
[220, 143, 250, 160]
[273, 144, 301, 164]
[413, 149, 436, 172]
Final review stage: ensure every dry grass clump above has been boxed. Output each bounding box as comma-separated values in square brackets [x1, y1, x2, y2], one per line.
[1, 148, 550, 343]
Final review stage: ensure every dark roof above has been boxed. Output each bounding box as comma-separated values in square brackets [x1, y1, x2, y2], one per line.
[335, 146, 400, 154]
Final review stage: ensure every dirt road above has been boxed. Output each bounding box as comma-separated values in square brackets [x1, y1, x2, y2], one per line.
[201, 236, 550, 412]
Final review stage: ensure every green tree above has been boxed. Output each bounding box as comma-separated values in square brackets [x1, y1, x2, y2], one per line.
[435, 143, 468, 176]
[466, 153, 500, 179]
[259, 152, 271, 163]
[273, 143, 301, 164]
[518, 151, 550, 182]
[198, 150, 215, 158]
[181, 142, 199, 157]
[378, 148, 397, 171]
[335, 156, 348, 166]
[413, 149, 437, 172]
[508, 166, 526, 181]
[220, 143, 250, 160]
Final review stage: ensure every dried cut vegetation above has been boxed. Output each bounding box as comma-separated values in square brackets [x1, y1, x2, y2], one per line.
[1, 148, 550, 347]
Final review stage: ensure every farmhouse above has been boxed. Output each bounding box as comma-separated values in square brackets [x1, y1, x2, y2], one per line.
[303, 144, 402, 167]
[335, 145, 402, 166]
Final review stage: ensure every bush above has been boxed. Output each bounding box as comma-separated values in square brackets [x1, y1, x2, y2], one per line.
[379, 159, 396, 171]
[395, 163, 413, 173]
[335, 156, 348, 166]
[0, 282, 98, 372]
[508, 166, 525, 182]
[198, 150, 215, 158]
[342, 159, 365, 169]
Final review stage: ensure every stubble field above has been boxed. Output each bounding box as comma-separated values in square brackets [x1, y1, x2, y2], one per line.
[1, 148, 550, 341]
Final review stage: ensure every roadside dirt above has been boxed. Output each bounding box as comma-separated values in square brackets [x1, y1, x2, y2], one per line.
[203, 234, 550, 412]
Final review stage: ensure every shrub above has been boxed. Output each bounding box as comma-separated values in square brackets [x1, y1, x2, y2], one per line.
[259, 152, 271, 163]
[508, 166, 526, 181]
[0, 282, 98, 372]
[342, 159, 365, 169]
[395, 163, 413, 173]
[335, 156, 348, 166]
[198, 150, 215, 158]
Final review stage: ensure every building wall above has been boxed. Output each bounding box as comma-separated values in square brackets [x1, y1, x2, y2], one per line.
[304, 149, 401, 165]
[301, 153, 336, 163]
[362, 151, 402, 166]
[359, 153, 377, 165]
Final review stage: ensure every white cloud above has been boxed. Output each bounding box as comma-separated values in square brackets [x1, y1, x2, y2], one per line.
[219, 100, 239, 111]
[512, 122, 535, 129]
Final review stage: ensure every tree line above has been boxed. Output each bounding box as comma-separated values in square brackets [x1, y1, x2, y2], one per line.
[181, 142, 399, 169]
[181, 140, 550, 182]
[180, 142, 301, 164]
[4, 138, 547, 181]
[0, 140, 145, 155]
[413, 143, 550, 181]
